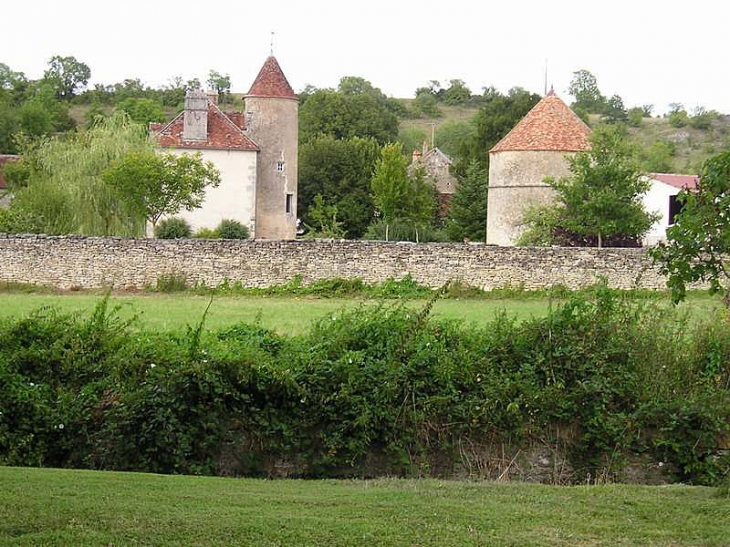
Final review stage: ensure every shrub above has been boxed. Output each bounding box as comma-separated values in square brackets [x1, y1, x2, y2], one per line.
[364, 219, 447, 243]
[154, 273, 188, 292]
[155, 217, 191, 239]
[216, 219, 249, 240]
[194, 227, 219, 239]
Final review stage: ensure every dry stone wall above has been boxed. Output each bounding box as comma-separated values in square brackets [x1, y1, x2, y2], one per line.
[0, 234, 671, 291]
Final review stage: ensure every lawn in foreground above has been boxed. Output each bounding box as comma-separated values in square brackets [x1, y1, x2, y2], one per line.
[0, 292, 719, 335]
[1, 467, 728, 546]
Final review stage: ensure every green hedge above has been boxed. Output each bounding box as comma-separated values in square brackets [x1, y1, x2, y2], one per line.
[1, 290, 729, 484]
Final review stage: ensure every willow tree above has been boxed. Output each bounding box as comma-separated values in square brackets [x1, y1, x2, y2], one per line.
[10, 112, 151, 235]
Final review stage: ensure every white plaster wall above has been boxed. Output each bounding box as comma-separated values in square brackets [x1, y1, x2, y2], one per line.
[153, 149, 258, 236]
[642, 179, 679, 246]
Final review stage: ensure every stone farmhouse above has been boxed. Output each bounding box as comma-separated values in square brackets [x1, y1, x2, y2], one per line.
[487, 90, 698, 247]
[409, 143, 458, 217]
[151, 56, 298, 239]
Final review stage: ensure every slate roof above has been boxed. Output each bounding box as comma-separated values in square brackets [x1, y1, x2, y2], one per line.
[153, 102, 259, 152]
[490, 90, 591, 153]
[651, 173, 699, 191]
[246, 56, 298, 100]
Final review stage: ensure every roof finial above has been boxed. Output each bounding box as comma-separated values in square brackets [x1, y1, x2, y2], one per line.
[544, 58, 548, 96]
[270, 31, 275, 56]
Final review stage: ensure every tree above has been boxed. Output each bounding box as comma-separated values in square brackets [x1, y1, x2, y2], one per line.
[298, 135, 380, 238]
[103, 150, 220, 231]
[115, 98, 165, 126]
[7, 112, 151, 236]
[207, 70, 231, 103]
[521, 126, 659, 247]
[442, 79, 472, 106]
[434, 119, 477, 158]
[304, 194, 347, 238]
[651, 150, 730, 304]
[397, 127, 428, 157]
[370, 143, 436, 241]
[668, 103, 689, 128]
[446, 160, 488, 241]
[299, 79, 398, 144]
[639, 140, 676, 173]
[601, 94, 628, 124]
[43, 55, 91, 100]
[568, 69, 606, 114]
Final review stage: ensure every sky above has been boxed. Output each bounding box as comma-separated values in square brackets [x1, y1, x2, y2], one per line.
[2, 0, 729, 115]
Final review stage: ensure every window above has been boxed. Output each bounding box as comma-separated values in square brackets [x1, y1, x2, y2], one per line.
[668, 194, 683, 225]
[276, 161, 285, 173]
[285, 193, 293, 215]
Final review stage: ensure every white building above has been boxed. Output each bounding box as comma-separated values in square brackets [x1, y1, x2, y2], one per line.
[642, 173, 699, 246]
[150, 55, 298, 239]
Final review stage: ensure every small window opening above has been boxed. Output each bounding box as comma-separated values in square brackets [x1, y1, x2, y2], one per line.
[276, 161, 285, 173]
[286, 193, 293, 215]
[669, 195, 683, 225]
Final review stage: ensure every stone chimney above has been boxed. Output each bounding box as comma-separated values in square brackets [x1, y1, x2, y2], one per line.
[183, 89, 208, 141]
[412, 149, 422, 164]
[206, 90, 219, 105]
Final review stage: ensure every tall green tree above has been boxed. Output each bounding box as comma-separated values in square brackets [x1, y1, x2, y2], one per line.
[298, 135, 380, 238]
[7, 112, 152, 236]
[651, 150, 730, 304]
[207, 70, 231, 103]
[568, 69, 606, 114]
[103, 151, 221, 232]
[43, 55, 91, 100]
[521, 126, 658, 247]
[446, 160, 488, 241]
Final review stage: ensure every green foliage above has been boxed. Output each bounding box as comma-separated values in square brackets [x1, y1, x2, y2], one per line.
[370, 144, 437, 239]
[445, 160, 487, 241]
[115, 98, 165, 126]
[193, 227, 219, 239]
[434, 119, 477, 158]
[527, 126, 659, 247]
[206, 70, 231, 103]
[363, 219, 447, 243]
[7, 112, 150, 236]
[639, 140, 676, 173]
[668, 104, 689, 128]
[103, 150, 220, 230]
[216, 219, 250, 240]
[515, 205, 562, 247]
[154, 272, 188, 292]
[304, 195, 347, 238]
[298, 135, 380, 238]
[689, 107, 718, 130]
[627, 107, 644, 127]
[601, 94, 628, 124]
[43, 55, 91, 100]
[651, 150, 730, 303]
[0, 290, 728, 484]
[568, 69, 606, 114]
[397, 126, 428, 157]
[411, 91, 441, 118]
[154, 217, 192, 239]
[441, 79, 472, 106]
[299, 79, 398, 144]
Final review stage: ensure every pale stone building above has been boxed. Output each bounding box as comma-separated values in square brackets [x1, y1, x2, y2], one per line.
[409, 143, 458, 217]
[486, 90, 591, 246]
[151, 56, 298, 239]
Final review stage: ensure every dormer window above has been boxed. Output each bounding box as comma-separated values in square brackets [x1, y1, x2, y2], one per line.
[276, 161, 285, 173]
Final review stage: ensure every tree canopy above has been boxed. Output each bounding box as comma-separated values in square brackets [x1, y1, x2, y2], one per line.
[446, 160, 488, 242]
[651, 150, 730, 304]
[43, 55, 91, 100]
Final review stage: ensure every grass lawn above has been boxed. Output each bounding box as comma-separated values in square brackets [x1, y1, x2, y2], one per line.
[0, 292, 721, 335]
[1, 467, 728, 546]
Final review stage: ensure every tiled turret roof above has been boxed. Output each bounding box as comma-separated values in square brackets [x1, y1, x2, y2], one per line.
[490, 90, 591, 153]
[246, 56, 297, 100]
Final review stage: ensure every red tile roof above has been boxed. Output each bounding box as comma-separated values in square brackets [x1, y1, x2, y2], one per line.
[490, 91, 591, 153]
[651, 173, 699, 190]
[153, 102, 259, 151]
[0, 155, 19, 190]
[246, 56, 298, 100]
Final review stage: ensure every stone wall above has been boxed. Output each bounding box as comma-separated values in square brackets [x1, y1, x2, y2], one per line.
[0, 235, 673, 291]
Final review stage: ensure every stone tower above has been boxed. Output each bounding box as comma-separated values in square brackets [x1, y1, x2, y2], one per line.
[245, 56, 298, 239]
[486, 90, 591, 246]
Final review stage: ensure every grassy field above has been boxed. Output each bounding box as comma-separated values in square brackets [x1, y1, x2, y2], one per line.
[0, 291, 720, 335]
[1, 467, 728, 546]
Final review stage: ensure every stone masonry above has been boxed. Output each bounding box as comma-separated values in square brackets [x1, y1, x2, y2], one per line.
[0, 235, 674, 291]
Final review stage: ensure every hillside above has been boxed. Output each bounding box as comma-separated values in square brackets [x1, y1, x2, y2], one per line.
[398, 99, 730, 174]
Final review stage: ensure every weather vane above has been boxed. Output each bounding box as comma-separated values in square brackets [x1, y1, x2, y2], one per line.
[270, 31, 275, 56]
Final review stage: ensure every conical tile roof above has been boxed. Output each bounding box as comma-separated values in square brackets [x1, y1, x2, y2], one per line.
[490, 90, 591, 153]
[246, 56, 297, 100]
